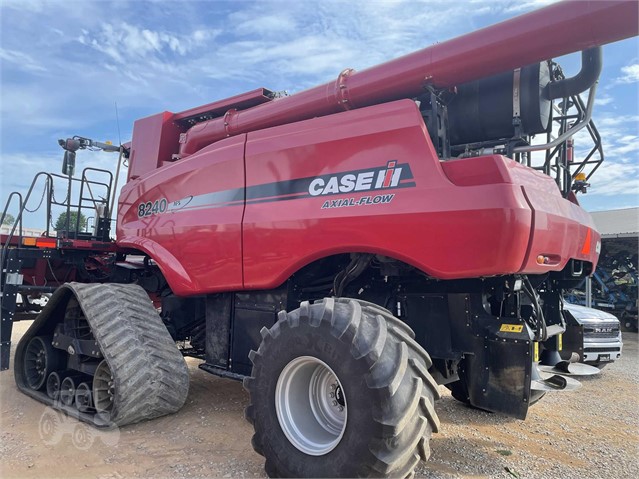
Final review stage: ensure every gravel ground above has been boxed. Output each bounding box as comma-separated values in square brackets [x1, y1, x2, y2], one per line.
[1, 321, 637, 479]
[418, 332, 639, 479]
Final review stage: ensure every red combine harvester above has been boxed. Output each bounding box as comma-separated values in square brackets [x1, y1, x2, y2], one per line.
[1, 1, 637, 477]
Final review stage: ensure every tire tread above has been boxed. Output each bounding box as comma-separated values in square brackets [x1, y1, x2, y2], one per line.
[244, 297, 440, 478]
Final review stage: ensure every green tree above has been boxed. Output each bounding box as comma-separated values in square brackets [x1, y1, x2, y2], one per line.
[54, 211, 87, 232]
[1, 213, 15, 226]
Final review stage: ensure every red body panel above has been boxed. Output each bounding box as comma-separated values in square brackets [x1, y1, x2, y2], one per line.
[117, 100, 600, 296]
[117, 135, 246, 294]
[172, 88, 272, 124]
[128, 112, 185, 180]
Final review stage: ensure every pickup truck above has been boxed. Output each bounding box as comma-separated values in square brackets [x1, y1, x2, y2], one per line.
[562, 303, 623, 368]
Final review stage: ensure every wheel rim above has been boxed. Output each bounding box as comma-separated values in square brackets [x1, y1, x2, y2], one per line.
[24, 337, 50, 390]
[93, 360, 114, 413]
[60, 377, 76, 406]
[75, 382, 93, 412]
[275, 356, 347, 456]
[46, 372, 61, 400]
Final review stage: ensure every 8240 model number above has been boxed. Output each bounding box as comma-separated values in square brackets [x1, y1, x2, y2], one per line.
[137, 199, 168, 218]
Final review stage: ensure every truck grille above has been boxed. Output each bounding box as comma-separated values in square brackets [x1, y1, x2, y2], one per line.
[583, 322, 619, 339]
[584, 346, 621, 352]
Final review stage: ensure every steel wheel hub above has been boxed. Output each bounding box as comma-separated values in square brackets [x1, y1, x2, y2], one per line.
[93, 360, 114, 413]
[275, 356, 347, 456]
[24, 337, 50, 390]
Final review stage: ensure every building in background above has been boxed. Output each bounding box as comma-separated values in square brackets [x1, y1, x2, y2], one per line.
[0, 225, 45, 237]
[568, 208, 638, 331]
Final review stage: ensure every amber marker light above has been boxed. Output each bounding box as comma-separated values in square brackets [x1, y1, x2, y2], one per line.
[21, 237, 37, 247]
[536, 255, 549, 265]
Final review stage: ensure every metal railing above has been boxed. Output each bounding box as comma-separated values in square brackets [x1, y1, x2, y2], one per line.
[523, 69, 604, 197]
[0, 168, 113, 289]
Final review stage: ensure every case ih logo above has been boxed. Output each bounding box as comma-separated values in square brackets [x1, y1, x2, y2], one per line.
[309, 161, 409, 196]
[136, 160, 415, 217]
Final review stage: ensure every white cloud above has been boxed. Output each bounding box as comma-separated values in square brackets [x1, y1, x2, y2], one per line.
[0, 0, 45, 13]
[234, 15, 297, 37]
[0, 48, 47, 73]
[616, 64, 639, 84]
[78, 23, 185, 63]
[0, 84, 79, 128]
[77, 23, 219, 64]
[569, 111, 639, 197]
[595, 95, 614, 107]
[503, 0, 557, 13]
[597, 115, 639, 128]
[587, 161, 639, 196]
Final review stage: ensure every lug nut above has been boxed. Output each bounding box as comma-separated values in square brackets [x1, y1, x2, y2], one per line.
[329, 392, 335, 398]
[332, 400, 338, 407]
[338, 406, 344, 412]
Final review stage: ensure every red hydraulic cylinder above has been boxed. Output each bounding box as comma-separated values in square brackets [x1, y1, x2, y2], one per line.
[178, 0, 638, 157]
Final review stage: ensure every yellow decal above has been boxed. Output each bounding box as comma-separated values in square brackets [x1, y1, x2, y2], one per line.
[534, 342, 539, 362]
[499, 324, 524, 333]
[558, 333, 563, 351]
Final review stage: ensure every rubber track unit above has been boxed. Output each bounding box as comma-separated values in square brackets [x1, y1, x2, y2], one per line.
[244, 297, 441, 478]
[14, 282, 189, 427]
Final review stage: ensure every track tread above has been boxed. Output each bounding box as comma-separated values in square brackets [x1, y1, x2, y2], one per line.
[15, 282, 189, 427]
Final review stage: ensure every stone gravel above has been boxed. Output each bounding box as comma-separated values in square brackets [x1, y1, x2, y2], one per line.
[416, 332, 639, 479]
[1, 322, 636, 478]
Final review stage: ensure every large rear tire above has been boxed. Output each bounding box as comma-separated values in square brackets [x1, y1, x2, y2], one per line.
[244, 297, 440, 478]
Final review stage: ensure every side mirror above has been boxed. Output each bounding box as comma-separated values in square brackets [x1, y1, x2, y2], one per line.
[62, 150, 76, 176]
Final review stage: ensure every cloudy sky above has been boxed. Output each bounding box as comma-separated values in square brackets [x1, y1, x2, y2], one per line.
[0, 0, 637, 230]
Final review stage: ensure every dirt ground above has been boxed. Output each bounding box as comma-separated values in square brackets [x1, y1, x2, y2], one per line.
[1, 321, 637, 479]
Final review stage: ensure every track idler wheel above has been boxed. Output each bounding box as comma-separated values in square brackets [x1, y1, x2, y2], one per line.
[24, 336, 63, 391]
[93, 360, 114, 414]
[60, 376, 78, 406]
[75, 382, 94, 412]
[46, 372, 63, 400]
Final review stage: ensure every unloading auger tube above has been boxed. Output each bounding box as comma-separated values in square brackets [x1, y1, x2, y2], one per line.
[177, 0, 638, 157]
[14, 283, 189, 427]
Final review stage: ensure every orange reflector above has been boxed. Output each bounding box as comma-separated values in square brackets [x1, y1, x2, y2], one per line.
[22, 237, 37, 246]
[536, 255, 548, 265]
[581, 228, 592, 255]
[36, 238, 57, 249]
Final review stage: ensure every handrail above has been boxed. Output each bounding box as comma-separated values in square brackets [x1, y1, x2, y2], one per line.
[1, 192, 23, 240]
[76, 168, 113, 235]
[513, 83, 597, 154]
[0, 165, 117, 290]
[1, 172, 55, 287]
[524, 69, 603, 197]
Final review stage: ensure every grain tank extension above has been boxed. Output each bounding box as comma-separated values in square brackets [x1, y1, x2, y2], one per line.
[1, 1, 637, 477]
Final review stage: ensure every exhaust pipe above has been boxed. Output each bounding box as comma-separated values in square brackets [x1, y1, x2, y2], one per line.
[545, 47, 603, 100]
